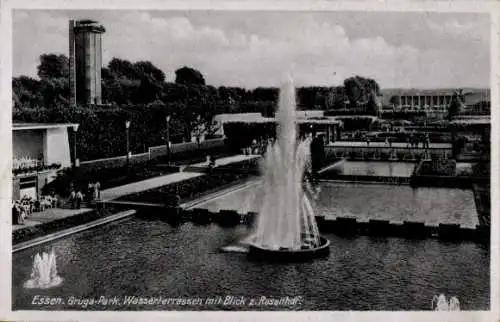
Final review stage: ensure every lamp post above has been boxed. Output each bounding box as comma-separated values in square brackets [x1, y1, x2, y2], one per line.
[166, 115, 171, 163]
[72, 124, 79, 168]
[125, 120, 131, 169]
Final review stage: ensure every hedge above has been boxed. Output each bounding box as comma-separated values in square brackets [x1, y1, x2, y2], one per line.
[13, 104, 189, 161]
[42, 162, 177, 197]
[223, 122, 277, 149]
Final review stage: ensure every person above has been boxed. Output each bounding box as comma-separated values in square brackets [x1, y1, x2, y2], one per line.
[384, 138, 389, 147]
[50, 190, 57, 208]
[95, 181, 101, 200]
[425, 134, 430, 149]
[76, 190, 83, 209]
[70, 189, 76, 209]
[209, 155, 216, 168]
[388, 137, 392, 148]
[87, 182, 94, 202]
[366, 137, 370, 146]
[12, 201, 24, 225]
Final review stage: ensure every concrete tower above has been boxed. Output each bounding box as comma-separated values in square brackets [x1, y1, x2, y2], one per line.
[69, 20, 105, 106]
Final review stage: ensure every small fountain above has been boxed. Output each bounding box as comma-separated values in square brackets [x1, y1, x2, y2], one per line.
[431, 294, 460, 311]
[24, 249, 63, 289]
[246, 75, 330, 262]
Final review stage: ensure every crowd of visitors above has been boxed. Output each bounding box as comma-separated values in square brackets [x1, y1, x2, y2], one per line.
[12, 194, 58, 225]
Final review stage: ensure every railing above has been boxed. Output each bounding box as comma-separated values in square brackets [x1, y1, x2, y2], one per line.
[12, 158, 61, 175]
[13, 157, 39, 169]
[325, 146, 450, 161]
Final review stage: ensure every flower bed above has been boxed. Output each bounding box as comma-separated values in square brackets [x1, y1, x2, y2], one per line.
[13, 163, 61, 175]
[43, 162, 178, 197]
[153, 145, 236, 166]
[117, 172, 252, 205]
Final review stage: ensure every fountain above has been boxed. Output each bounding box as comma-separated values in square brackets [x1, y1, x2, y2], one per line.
[431, 294, 460, 311]
[24, 249, 63, 289]
[246, 76, 330, 262]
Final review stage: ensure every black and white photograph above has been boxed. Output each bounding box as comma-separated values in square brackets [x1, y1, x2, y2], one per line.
[1, 0, 497, 319]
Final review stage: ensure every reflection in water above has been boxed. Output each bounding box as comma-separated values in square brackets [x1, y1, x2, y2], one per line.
[12, 219, 489, 310]
[432, 294, 460, 311]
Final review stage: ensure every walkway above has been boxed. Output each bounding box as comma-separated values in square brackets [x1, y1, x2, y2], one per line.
[100, 154, 260, 201]
[189, 154, 260, 167]
[100, 172, 204, 201]
[330, 141, 452, 149]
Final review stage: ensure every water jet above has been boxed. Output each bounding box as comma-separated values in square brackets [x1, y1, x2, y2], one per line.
[246, 76, 330, 261]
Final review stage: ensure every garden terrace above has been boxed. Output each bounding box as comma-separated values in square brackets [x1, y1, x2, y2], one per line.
[43, 161, 179, 197]
[116, 172, 254, 205]
[153, 145, 237, 166]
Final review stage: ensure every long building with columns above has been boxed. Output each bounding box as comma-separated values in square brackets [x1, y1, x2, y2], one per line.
[382, 88, 490, 119]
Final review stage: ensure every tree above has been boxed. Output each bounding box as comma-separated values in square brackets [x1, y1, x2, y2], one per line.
[135, 61, 166, 82]
[175, 66, 205, 85]
[37, 54, 69, 80]
[448, 91, 464, 120]
[366, 89, 381, 116]
[108, 58, 139, 79]
[343, 76, 380, 108]
[12, 76, 43, 108]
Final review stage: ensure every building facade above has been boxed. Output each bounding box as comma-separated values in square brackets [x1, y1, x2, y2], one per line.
[384, 89, 490, 119]
[12, 123, 78, 201]
[69, 20, 105, 106]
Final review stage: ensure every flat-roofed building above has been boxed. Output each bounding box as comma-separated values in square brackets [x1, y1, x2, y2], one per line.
[12, 123, 78, 200]
[382, 88, 490, 119]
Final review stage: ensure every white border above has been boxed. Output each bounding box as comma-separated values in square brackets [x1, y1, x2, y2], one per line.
[1, 1, 498, 321]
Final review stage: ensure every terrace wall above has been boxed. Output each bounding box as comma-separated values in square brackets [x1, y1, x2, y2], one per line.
[79, 138, 225, 171]
[325, 145, 452, 160]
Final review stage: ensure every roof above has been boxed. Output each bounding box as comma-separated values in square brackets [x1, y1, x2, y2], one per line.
[380, 88, 490, 106]
[13, 123, 80, 131]
[449, 118, 490, 126]
[222, 116, 342, 125]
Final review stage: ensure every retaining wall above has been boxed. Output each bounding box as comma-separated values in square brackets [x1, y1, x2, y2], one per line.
[107, 203, 488, 243]
[79, 138, 226, 171]
[319, 173, 410, 185]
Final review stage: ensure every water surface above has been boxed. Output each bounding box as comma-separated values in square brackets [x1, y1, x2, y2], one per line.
[13, 217, 489, 311]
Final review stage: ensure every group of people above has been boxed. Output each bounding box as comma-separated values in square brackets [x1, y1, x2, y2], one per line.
[12, 194, 58, 225]
[361, 133, 431, 149]
[243, 138, 274, 156]
[407, 134, 431, 149]
[68, 181, 101, 209]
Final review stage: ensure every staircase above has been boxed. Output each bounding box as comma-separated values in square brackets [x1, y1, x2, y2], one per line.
[60, 198, 97, 210]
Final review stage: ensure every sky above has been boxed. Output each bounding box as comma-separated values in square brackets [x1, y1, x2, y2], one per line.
[12, 10, 490, 89]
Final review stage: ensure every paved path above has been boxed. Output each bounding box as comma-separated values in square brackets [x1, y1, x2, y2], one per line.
[100, 172, 203, 201]
[101, 154, 259, 201]
[190, 154, 260, 167]
[330, 141, 452, 149]
[13, 208, 92, 231]
[12, 154, 262, 244]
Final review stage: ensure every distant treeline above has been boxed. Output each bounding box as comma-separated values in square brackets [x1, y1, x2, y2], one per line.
[13, 53, 382, 161]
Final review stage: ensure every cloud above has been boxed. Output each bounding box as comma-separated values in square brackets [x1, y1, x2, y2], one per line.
[12, 10, 489, 89]
[427, 18, 489, 43]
